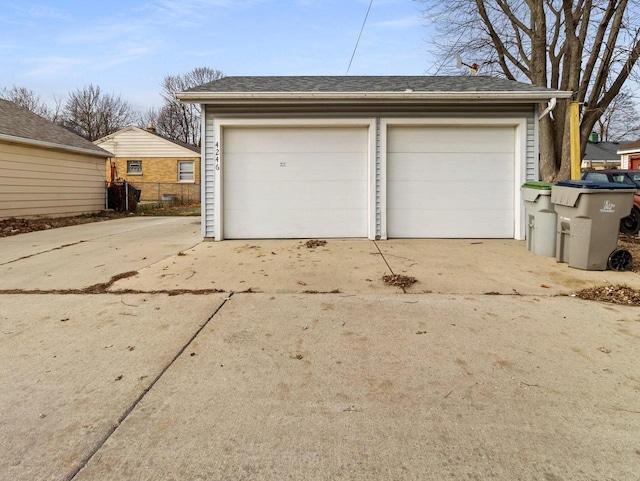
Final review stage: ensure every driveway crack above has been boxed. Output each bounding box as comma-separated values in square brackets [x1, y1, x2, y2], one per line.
[0, 271, 226, 295]
[373, 240, 394, 275]
[0, 240, 86, 266]
[65, 292, 235, 481]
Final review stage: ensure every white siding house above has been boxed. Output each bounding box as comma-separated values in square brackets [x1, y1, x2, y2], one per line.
[0, 99, 110, 219]
[95, 126, 200, 159]
[178, 76, 571, 240]
[619, 139, 640, 169]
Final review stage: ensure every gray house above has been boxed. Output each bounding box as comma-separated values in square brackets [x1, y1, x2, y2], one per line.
[178, 76, 570, 240]
[582, 134, 623, 169]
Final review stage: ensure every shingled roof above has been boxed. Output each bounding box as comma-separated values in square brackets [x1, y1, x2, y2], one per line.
[185, 75, 564, 94]
[584, 141, 624, 161]
[618, 139, 640, 153]
[0, 99, 109, 157]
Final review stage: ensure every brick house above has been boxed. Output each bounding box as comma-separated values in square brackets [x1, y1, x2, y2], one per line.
[94, 125, 200, 202]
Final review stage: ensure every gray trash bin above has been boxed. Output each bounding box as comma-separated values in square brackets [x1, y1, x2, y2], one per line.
[521, 181, 556, 257]
[551, 180, 636, 270]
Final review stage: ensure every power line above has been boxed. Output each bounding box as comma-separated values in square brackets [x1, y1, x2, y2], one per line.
[346, 0, 374, 75]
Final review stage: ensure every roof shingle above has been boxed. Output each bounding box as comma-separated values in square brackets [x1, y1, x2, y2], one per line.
[0, 99, 109, 156]
[584, 141, 624, 161]
[618, 139, 640, 153]
[185, 75, 564, 94]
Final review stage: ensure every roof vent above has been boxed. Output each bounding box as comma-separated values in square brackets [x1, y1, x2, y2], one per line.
[588, 132, 599, 143]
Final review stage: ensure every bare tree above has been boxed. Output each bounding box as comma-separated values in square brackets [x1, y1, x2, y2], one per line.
[417, 0, 640, 181]
[139, 104, 191, 143]
[153, 67, 224, 146]
[63, 84, 138, 141]
[48, 94, 66, 124]
[596, 89, 640, 141]
[138, 107, 161, 132]
[0, 85, 52, 118]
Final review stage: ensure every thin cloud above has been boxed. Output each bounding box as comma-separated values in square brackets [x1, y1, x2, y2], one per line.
[57, 0, 270, 46]
[183, 48, 227, 58]
[27, 5, 70, 20]
[370, 16, 423, 29]
[137, 0, 267, 19]
[22, 56, 88, 78]
[59, 20, 152, 44]
[96, 47, 153, 70]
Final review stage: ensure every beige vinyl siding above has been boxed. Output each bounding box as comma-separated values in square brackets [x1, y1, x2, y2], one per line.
[0, 142, 106, 218]
[97, 129, 196, 158]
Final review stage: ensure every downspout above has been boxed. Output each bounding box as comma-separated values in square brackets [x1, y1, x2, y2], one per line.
[538, 97, 557, 120]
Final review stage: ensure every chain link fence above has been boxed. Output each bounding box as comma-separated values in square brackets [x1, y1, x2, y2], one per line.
[107, 181, 141, 212]
[128, 182, 201, 204]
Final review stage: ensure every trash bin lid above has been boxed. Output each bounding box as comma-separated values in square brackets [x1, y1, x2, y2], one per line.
[522, 181, 554, 190]
[555, 180, 636, 190]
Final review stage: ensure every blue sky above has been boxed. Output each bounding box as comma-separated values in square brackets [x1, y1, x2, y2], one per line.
[0, 0, 437, 112]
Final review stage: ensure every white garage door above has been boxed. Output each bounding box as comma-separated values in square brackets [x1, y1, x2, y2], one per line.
[387, 125, 515, 238]
[222, 126, 368, 239]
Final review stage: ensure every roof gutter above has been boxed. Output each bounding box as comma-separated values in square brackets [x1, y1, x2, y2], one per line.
[0, 133, 111, 158]
[617, 147, 640, 155]
[177, 90, 572, 104]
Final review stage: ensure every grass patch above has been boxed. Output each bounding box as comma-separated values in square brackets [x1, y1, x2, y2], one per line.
[136, 203, 201, 216]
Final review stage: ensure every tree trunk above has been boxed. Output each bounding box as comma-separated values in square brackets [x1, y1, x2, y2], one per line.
[538, 111, 558, 181]
[558, 107, 573, 181]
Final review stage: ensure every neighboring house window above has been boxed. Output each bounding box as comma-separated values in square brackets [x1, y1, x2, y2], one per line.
[178, 161, 195, 182]
[127, 160, 142, 175]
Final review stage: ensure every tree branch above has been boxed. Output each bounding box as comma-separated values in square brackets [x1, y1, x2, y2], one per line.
[475, 0, 530, 78]
[579, 0, 621, 100]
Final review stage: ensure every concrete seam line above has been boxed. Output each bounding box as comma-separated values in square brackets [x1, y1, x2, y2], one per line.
[373, 240, 394, 275]
[0, 238, 201, 267]
[0, 240, 87, 266]
[0, 225, 146, 267]
[65, 292, 235, 481]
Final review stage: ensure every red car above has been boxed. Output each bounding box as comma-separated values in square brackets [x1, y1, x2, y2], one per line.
[581, 169, 640, 234]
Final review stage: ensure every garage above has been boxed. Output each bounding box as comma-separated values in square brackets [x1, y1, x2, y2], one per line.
[386, 123, 516, 238]
[177, 75, 571, 240]
[221, 125, 369, 239]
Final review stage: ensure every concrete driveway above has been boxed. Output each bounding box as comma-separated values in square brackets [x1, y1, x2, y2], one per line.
[1, 217, 640, 480]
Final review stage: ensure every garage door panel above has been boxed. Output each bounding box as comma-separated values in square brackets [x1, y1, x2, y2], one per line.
[224, 127, 368, 154]
[388, 126, 515, 154]
[223, 126, 368, 239]
[388, 208, 513, 238]
[224, 153, 367, 182]
[388, 181, 513, 210]
[225, 181, 367, 210]
[224, 209, 367, 239]
[387, 125, 516, 238]
[388, 154, 514, 182]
